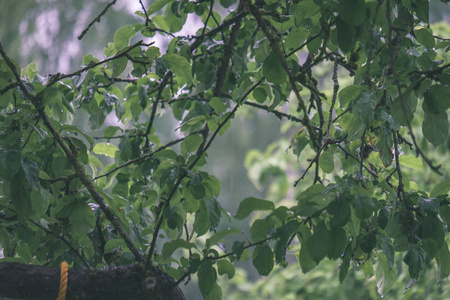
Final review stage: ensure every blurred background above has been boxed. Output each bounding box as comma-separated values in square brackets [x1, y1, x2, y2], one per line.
[2, 0, 450, 298]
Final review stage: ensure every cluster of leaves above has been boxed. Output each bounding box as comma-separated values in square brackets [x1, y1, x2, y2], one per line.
[1, 0, 450, 299]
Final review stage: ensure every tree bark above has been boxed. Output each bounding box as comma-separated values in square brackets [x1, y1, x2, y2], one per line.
[0, 263, 186, 300]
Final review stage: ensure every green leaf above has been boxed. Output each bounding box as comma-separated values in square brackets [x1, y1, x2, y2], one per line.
[198, 260, 217, 297]
[104, 126, 122, 138]
[231, 241, 245, 261]
[339, 245, 352, 283]
[92, 143, 118, 158]
[297, 184, 333, 217]
[194, 199, 210, 236]
[307, 221, 329, 264]
[209, 97, 227, 115]
[436, 244, 450, 281]
[69, 202, 96, 237]
[418, 197, 439, 214]
[399, 155, 423, 170]
[339, 85, 364, 109]
[319, 151, 334, 174]
[206, 228, 241, 249]
[252, 244, 274, 276]
[413, 0, 429, 23]
[299, 242, 317, 273]
[376, 128, 393, 166]
[336, 18, 355, 53]
[391, 94, 417, 126]
[294, 0, 321, 26]
[164, 7, 186, 33]
[403, 245, 426, 279]
[189, 184, 205, 199]
[415, 28, 435, 48]
[252, 87, 267, 103]
[22, 61, 38, 80]
[16, 244, 32, 262]
[21, 158, 39, 190]
[114, 25, 136, 50]
[307, 37, 322, 54]
[420, 216, 445, 249]
[360, 259, 375, 279]
[353, 91, 376, 127]
[422, 238, 439, 263]
[234, 197, 275, 220]
[354, 195, 376, 219]
[111, 56, 128, 77]
[147, 0, 175, 15]
[0, 147, 21, 180]
[380, 235, 395, 270]
[359, 234, 376, 253]
[376, 252, 397, 296]
[180, 134, 203, 156]
[422, 110, 448, 146]
[9, 172, 31, 223]
[145, 46, 161, 60]
[151, 15, 170, 32]
[89, 109, 107, 130]
[217, 259, 235, 279]
[204, 283, 222, 300]
[274, 220, 299, 264]
[251, 219, 271, 242]
[60, 125, 95, 148]
[431, 180, 450, 197]
[219, 0, 237, 8]
[337, 0, 367, 26]
[439, 206, 450, 227]
[163, 54, 192, 82]
[291, 130, 309, 159]
[327, 226, 347, 259]
[262, 53, 287, 85]
[328, 198, 350, 227]
[429, 84, 450, 110]
[104, 239, 126, 253]
[161, 239, 196, 260]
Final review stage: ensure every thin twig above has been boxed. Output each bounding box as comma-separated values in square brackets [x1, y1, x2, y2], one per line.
[384, 0, 442, 176]
[146, 79, 264, 269]
[138, 0, 151, 26]
[248, 2, 319, 149]
[0, 82, 19, 95]
[190, 12, 249, 52]
[144, 72, 172, 149]
[203, 237, 271, 261]
[325, 59, 339, 140]
[363, 0, 382, 88]
[93, 136, 186, 180]
[30, 220, 92, 269]
[294, 135, 348, 186]
[244, 101, 308, 124]
[78, 0, 118, 40]
[336, 144, 379, 179]
[46, 40, 149, 87]
[214, 0, 244, 96]
[22, 119, 40, 149]
[285, 34, 319, 58]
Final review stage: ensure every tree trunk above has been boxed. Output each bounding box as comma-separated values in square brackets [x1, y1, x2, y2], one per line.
[0, 263, 186, 300]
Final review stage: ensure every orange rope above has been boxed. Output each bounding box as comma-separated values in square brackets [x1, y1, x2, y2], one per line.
[56, 261, 69, 300]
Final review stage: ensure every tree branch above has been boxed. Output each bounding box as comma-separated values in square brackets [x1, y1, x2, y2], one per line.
[0, 43, 145, 264]
[247, 2, 320, 149]
[146, 79, 264, 268]
[0, 263, 185, 300]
